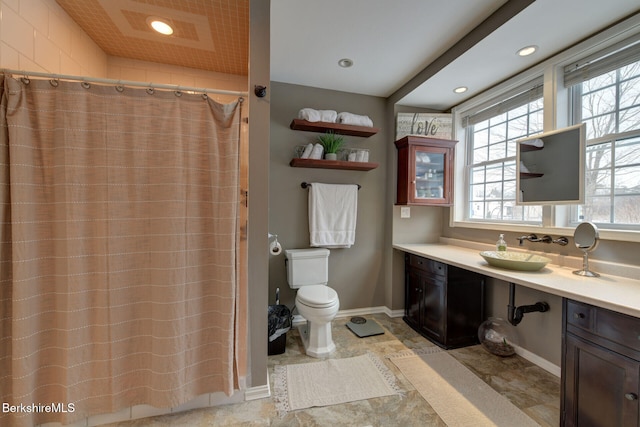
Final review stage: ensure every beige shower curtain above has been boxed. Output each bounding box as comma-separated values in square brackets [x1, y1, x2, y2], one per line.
[0, 74, 244, 426]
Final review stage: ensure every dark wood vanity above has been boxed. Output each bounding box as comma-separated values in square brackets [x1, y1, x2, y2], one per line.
[562, 298, 640, 426]
[403, 253, 485, 349]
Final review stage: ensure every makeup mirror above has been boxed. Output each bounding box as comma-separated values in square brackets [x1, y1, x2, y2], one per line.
[573, 222, 599, 277]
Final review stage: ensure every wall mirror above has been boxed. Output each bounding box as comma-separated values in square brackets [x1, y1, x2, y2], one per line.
[516, 123, 586, 205]
[573, 221, 600, 277]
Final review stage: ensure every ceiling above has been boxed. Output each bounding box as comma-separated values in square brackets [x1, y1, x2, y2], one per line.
[57, 0, 640, 111]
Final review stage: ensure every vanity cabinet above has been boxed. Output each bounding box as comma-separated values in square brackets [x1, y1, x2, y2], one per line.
[394, 135, 457, 206]
[404, 253, 485, 349]
[562, 299, 640, 427]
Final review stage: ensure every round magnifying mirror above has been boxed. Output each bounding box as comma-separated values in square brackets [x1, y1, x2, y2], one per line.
[573, 222, 599, 277]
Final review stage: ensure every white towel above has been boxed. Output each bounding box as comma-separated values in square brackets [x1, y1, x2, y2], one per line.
[309, 143, 324, 159]
[298, 108, 338, 123]
[309, 183, 358, 248]
[336, 112, 374, 127]
[520, 138, 544, 148]
[300, 143, 314, 159]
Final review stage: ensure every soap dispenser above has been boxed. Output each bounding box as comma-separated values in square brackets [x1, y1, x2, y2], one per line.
[496, 234, 507, 252]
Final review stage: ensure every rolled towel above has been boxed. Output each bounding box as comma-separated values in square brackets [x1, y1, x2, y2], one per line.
[298, 108, 337, 123]
[301, 143, 314, 159]
[309, 143, 324, 159]
[337, 112, 374, 127]
[520, 161, 530, 173]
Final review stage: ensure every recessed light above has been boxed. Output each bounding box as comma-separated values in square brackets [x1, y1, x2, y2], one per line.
[338, 58, 354, 68]
[517, 45, 538, 57]
[147, 17, 174, 36]
[453, 86, 468, 94]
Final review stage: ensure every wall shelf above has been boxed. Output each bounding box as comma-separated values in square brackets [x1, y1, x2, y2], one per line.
[520, 172, 544, 179]
[290, 119, 379, 137]
[289, 158, 378, 171]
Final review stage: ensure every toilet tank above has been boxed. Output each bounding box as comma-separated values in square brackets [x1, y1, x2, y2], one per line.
[285, 248, 330, 289]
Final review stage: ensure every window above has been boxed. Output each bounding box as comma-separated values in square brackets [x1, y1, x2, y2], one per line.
[567, 41, 640, 228]
[463, 82, 544, 223]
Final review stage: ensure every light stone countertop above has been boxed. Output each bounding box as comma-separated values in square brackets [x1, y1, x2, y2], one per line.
[393, 240, 640, 319]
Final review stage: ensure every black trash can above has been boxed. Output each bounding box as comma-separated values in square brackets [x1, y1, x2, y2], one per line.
[268, 304, 292, 355]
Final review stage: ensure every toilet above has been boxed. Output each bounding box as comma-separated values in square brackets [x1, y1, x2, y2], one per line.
[285, 248, 339, 358]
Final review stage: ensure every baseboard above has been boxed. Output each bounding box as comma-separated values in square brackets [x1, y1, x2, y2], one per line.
[514, 344, 561, 377]
[244, 371, 271, 401]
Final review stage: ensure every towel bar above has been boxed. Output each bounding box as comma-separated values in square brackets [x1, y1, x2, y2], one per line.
[301, 182, 361, 190]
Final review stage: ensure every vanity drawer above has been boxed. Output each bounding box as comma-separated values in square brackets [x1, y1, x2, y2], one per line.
[567, 299, 640, 353]
[595, 308, 640, 353]
[408, 254, 446, 276]
[566, 300, 594, 331]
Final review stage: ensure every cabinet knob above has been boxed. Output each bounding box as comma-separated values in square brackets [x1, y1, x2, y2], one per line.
[625, 393, 638, 401]
[573, 312, 585, 319]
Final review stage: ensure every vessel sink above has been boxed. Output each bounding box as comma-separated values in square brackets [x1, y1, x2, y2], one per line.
[479, 251, 551, 271]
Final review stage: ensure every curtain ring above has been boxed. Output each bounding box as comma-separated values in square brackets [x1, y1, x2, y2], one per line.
[201, 93, 208, 100]
[146, 87, 155, 95]
[81, 82, 91, 89]
[21, 77, 30, 85]
[174, 90, 182, 97]
[115, 85, 124, 93]
[49, 79, 59, 87]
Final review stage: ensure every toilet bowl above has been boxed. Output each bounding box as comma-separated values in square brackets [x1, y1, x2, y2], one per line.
[285, 248, 340, 358]
[295, 284, 340, 357]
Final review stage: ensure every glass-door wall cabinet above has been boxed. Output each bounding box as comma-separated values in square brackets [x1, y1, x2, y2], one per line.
[395, 136, 457, 206]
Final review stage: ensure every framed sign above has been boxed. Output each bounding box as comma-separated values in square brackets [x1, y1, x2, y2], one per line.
[396, 113, 453, 140]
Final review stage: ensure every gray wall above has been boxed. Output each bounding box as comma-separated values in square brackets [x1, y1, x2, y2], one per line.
[268, 82, 389, 311]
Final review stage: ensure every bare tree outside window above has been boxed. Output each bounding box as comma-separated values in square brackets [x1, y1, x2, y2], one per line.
[576, 61, 640, 227]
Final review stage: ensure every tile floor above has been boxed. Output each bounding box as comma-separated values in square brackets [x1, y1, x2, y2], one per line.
[108, 314, 560, 426]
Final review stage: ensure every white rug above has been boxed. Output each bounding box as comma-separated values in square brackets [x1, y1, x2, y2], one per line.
[387, 347, 540, 427]
[273, 353, 402, 415]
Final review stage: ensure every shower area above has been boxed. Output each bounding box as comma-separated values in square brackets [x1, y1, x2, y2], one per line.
[0, 68, 249, 426]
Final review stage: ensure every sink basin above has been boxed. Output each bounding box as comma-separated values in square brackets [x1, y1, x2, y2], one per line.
[479, 251, 551, 271]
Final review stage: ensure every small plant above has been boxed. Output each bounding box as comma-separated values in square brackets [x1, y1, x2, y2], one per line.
[317, 131, 344, 154]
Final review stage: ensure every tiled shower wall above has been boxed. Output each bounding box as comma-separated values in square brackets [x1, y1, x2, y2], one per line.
[0, 0, 247, 95]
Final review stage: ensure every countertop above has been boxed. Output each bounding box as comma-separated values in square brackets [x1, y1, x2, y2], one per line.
[393, 242, 640, 318]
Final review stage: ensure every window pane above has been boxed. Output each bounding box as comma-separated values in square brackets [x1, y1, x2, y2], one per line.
[619, 106, 640, 133]
[615, 165, 640, 194]
[473, 147, 488, 163]
[619, 74, 640, 109]
[488, 142, 507, 161]
[585, 196, 612, 223]
[614, 195, 640, 224]
[582, 86, 617, 119]
[584, 113, 616, 139]
[470, 184, 485, 201]
[489, 122, 506, 144]
[474, 128, 489, 147]
[615, 137, 640, 165]
[471, 167, 485, 185]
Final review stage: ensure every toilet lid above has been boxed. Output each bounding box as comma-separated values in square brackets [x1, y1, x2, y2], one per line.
[297, 285, 338, 308]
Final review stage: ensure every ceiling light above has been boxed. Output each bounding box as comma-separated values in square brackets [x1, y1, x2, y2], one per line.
[517, 45, 538, 57]
[453, 86, 468, 94]
[147, 17, 174, 36]
[338, 58, 353, 68]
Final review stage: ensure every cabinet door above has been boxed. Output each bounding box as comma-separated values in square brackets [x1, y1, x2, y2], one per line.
[409, 145, 450, 205]
[405, 269, 423, 328]
[420, 273, 445, 341]
[563, 333, 640, 427]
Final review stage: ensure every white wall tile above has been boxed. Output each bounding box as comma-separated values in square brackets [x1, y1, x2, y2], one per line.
[1, 41, 21, 69]
[34, 30, 59, 72]
[19, 0, 48, 34]
[47, 6, 72, 53]
[1, 5, 34, 61]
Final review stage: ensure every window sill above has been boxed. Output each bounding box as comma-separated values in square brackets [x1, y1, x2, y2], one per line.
[449, 220, 640, 243]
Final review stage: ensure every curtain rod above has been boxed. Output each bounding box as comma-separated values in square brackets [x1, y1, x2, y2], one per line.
[1, 68, 248, 98]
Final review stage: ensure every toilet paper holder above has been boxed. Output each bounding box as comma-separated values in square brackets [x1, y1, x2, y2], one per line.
[268, 233, 282, 255]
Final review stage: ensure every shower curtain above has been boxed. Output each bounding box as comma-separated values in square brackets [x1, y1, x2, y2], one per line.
[0, 74, 244, 426]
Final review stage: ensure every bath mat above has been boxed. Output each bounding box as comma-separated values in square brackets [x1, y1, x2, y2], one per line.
[346, 317, 385, 338]
[273, 352, 402, 415]
[386, 347, 539, 427]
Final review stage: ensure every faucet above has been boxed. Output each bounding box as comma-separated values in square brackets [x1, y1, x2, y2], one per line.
[517, 234, 568, 246]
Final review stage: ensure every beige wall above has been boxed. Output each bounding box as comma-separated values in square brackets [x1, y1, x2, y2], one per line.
[268, 81, 390, 311]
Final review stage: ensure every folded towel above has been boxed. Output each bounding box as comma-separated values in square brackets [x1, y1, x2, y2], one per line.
[521, 138, 544, 148]
[337, 112, 374, 127]
[520, 161, 530, 173]
[309, 183, 358, 248]
[298, 108, 338, 123]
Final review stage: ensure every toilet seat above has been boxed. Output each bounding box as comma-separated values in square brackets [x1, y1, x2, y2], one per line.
[296, 285, 338, 308]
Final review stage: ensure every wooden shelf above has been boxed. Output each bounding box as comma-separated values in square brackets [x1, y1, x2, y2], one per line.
[520, 172, 544, 179]
[289, 158, 379, 171]
[290, 119, 379, 137]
